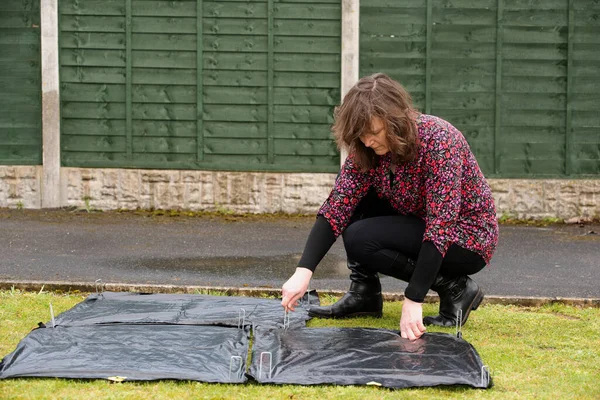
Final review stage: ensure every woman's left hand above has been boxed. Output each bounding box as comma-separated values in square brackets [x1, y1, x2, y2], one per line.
[400, 298, 426, 341]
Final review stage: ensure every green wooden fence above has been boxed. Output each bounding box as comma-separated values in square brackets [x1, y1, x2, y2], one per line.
[361, 0, 600, 177]
[0, 0, 42, 165]
[3, 0, 598, 176]
[59, 0, 341, 172]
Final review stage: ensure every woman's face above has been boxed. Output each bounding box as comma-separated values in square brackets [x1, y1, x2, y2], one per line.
[359, 117, 390, 155]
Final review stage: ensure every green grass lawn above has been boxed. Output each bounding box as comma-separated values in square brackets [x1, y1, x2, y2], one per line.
[1, 289, 599, 400]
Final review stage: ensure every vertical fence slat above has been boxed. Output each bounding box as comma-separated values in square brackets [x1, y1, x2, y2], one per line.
[125, 0, 132, 159]
[267, 0, 274, 164]
[494, 0, 503, 175]
[425, 0, 432, 114]
[197, 0, 204, 162]
[565, 0, 574, 176]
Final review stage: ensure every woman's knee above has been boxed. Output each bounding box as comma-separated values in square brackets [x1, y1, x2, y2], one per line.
[343, 220, 375, 261]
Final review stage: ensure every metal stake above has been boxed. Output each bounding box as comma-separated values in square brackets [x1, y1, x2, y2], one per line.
[229, 356, 243, 382]
[95, 279, 105, 297]
[283, 309, 290, 330]
[481, 365, 490, 387]
[259, 351, 272, 380]
[238, 308, 246, 329]
[456, 309, 463, 338]
[50, 303, 56, 328]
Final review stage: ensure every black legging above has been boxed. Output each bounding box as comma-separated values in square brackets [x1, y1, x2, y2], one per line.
[343, 214, 486, 282]
[341, 186, 486, 291]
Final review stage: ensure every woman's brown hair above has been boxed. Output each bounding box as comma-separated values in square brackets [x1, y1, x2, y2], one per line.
[332, 73, 420, 171]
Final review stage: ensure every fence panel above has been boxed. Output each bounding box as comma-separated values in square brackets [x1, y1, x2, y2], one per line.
[0, 0, 42, 165]
[360, 0, 600, 178]
[59, 0, 340, 172]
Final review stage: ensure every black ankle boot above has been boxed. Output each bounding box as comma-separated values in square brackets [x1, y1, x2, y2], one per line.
[308, 260, 382, 319]
[423, 276, 484, 327]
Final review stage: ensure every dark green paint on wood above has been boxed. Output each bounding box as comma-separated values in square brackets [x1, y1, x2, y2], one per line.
[58, 0, 340, 172]
[0, 0, 41, 165]
[360, 0, 600, 177]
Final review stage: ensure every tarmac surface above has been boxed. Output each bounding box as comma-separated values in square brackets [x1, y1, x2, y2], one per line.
[1, 209, 599, 299]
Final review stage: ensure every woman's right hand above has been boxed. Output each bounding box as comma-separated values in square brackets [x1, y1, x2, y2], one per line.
[281, 267, 313, 312]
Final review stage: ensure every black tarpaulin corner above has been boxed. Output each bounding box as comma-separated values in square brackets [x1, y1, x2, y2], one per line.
[248, 327, 491, 389]
[51, 290, 320, 329]
[0, 324, 250, 383]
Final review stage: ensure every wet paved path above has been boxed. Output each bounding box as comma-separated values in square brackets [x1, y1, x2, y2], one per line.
[1, 209, 598, 298]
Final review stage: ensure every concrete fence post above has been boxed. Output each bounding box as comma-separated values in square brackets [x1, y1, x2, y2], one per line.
[40, 0, 61, 208]
[340, 0, 360, 165]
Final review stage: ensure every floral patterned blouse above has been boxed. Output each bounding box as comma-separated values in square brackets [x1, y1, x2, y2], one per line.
[318, 114, 498, 264]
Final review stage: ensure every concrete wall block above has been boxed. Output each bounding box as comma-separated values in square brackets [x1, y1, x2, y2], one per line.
[66, 169, 83, 206]
[303, 188, 329, 209]
[171, 183, 185, 207]
[0, 175, 8, 200]
[556, 182, 579, 218]
[100, 170, 118, 189]
[82, 172, 102, 201]
[154, 183, 170, 208]
[282, 174, 312, 202]
[246, 174, 262, 207]
[542, 181, 560, 201]
[7, 179, 19, 199]
[228, 173, 251, 205]
[18, 174, 38, 197]
[280, 173, 333, 214]
[16, 166, 38, 180]
[96, 169, 118, 206]
[184, 184, 201, 208]
[153, 182, 184, 209]
[579, 191, 596, 207]
[140, 180, 152, 197]
[557, 201, 580, 219]
[542, 197, 559, 216]
[199, 173, 214, 206]
[489, 179, 511, 216]
[66, 169, 81, 188]
[0, 167, 41, 208]
[180, 172, 202, 208]
[118, 170, 140, 203]
[263, 174, 284, 212]
[213, 172, 229, 205]
[541, 180, 560, 215]
[1, 167, 17, 179]
[577, 180, 598, 208]
[511, 182, 543, 217]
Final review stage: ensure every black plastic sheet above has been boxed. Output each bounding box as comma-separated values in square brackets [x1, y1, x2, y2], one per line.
[2, 293, 491, 389]
[51, 291, 319, 329]
[0, 325, 249, 383]
[249, 327, 491, 389]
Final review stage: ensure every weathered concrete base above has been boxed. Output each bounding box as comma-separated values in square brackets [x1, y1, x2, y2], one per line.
[1, 280, 599, 308]
[0, 166, 42, 209]
[0, 166, 599, 219]
[490, 179, 600, 221]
